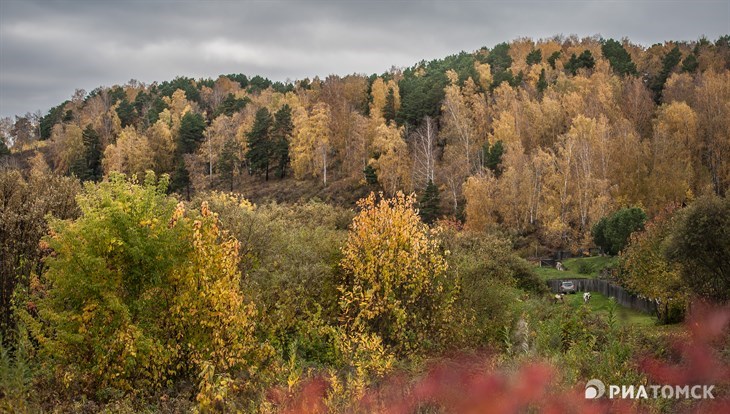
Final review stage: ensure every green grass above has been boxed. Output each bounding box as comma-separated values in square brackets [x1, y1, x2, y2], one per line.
[533, 256, 618, 281]
[563, 291, 657, 327]
[536, 256, 657, 327]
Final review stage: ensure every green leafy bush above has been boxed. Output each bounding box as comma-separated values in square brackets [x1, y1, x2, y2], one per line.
[592, 207, 647, 255]
[17, 173, 263, 398]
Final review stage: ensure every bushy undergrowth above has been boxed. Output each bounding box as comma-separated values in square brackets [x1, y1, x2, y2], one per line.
[2, 176, 725, 413]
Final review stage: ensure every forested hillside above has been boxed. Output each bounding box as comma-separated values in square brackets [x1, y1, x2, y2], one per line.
[3, 35, 729, 251]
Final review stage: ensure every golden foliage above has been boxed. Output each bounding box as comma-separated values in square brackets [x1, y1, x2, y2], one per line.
[102, 126, 154, 178]
[291, 102, 332, 184]
[339, 192, 453, 355]
[369, 122, 411, 195]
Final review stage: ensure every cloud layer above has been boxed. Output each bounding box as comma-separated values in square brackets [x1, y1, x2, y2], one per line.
[1, 0, 728, 117]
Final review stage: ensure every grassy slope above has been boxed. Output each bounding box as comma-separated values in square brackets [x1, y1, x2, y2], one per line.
[537, 256, 657, 326]
[534, 256, 618, 281]
[563, 291, 656, 327]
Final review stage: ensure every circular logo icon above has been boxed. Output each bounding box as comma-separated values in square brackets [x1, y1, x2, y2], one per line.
[585, 379, 606, 399]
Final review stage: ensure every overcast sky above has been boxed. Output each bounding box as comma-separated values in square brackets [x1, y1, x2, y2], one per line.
[0, 0, 728, 118]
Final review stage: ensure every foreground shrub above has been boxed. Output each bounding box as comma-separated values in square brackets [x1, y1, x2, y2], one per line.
[439, 227, 545, 346]
[195, 194, 349, 365]
[281, 303, 730, 414]
[339, 192, 455, 356]
[17, 172, 263, 400]
[666, 195, 730, 304]
[620, 207, 688, 323]
[0, 164, 80, 339]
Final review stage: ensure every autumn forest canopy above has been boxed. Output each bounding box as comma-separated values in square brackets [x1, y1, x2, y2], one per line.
[1, 35, 730, 412]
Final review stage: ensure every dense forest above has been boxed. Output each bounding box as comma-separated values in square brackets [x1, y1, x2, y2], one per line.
[1, 35, 729, 412]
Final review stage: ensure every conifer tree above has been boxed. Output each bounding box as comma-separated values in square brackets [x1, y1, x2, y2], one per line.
[363, 164, 378, 185]
[246, 107, 273, 180]
[170, 157, 191, 199]
[601, 39, 637, 76]
[383, 88, 397, 124]
[526, 49, 542, 65]
[0, 136, 9, 156]
[272, 104, 293, 179]
[419, 180, 441, 224]
[217, 137, 240, 191]
[81, 124, 102, 181]
[177, 112, 205, 154]
[537, 69, 548, 95]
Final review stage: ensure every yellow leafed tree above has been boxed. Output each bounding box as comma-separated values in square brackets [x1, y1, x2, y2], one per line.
[291, 102, 332, 185]
[369, 122, 411, 195]
[339, 192, 453, 355]
[648, 102, 698, 211]
[103, 126, 153, 178]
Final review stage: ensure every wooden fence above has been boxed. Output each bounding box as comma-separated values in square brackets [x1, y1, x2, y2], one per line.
[546, 278, 658, 315]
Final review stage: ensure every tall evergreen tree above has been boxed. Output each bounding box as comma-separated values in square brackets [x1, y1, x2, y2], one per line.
[177, 112, 206, 154]
[116, 98, 136, 128]
[215, 93, 249, 117]
[682, 53, 699, 73]
[537, 69, 548, 95]
[601, 39, 637, 76]
[578, 50, 596, 70]
[246, 108, 273, 180]
[81, 124, 103, 181]
[650, 46, 682, 102]
[419, 180, 441, 224]
[565, 53, 580, 75]
[547, 51, 561, 69]
[383, 88, 397, 124]
[0, 135, 10, 156]
[363, 164, 378, 186]
[272, 104, 293, 179]
[565, 50, 595, 75]
[526, 49, 542, 65]
[217, 137, 240, 191]
[170, 157, 191, 199]
[482, 140, 504, 177]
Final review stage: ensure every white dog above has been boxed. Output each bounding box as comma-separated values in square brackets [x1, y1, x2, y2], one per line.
[583, 292, 592, 303]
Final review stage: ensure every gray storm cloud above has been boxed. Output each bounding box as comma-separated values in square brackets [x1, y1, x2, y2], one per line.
[1, 0, 728, 117]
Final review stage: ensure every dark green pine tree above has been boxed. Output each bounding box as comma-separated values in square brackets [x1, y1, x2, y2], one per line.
[537, 69, 548, 95]
[578, 50, 595, 71]
[488, 140, 504, 176]
[383, 88, 397, 124]
[681, 53, 699, 73]
[116, 98, 136, 128]
[650, 46, 682, 102]
[526, 49, 542, 66]
[565, 53, 580, 75]
[0, 135, 10, 156]
[246, 107, 273, 180]
[363, 164, 378, 185]
[170, 157, 191, 200]
[215, 93, 249, 117]
[217, 137, 240, 191]
[177, 112, 206, 154]
[272, 104, 293, 179]
[601, 39, 637, 76]
[547, 51, 561, 69]
[419, 180, 441, 225]
[482, 140, 504, 177]
[81, 124, 102, 181]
